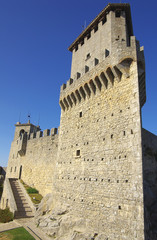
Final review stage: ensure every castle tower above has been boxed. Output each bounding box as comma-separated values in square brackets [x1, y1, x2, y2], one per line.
[6, 121, 40, 179]
[55, 3, 145, 239]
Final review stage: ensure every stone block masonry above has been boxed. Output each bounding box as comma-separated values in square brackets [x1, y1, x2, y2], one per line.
[2, 3, 157, 240]
[6, 123, 58, 197]
[55, 4, 145, 239]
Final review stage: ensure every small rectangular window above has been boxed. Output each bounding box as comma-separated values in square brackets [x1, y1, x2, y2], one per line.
[105, 49, 110, 58]
[86, 53, 90, 60]
[76, 150, 80, 156]
[85, 65, 89, 73]
[94, 58, 99, 66]
[115, 11, 121, 18]
[79, 112, 82, 117]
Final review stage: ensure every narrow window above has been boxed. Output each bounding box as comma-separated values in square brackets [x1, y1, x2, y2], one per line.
[86, 53, 91, 60]
[77, 72, 81, 79]
[94, 58, 99, 66]
[76, 150, 80, 156]
[79, 112, 82, 117]
[115, 11, 121, 18]
[105, 49, 110, 57]
[85, 65, 89, 73]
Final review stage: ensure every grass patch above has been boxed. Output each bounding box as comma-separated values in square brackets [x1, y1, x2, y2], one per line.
[29, 193, 43, 204]
[0, 227, 35, 240]
[20, 180, 43, 204]
[0, 208, 13, 223]
[27, 187, 38, 194]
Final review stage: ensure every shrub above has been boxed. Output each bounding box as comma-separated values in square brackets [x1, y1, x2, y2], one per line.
[0, 208, 14, 223]
[27, 187, 39, 194]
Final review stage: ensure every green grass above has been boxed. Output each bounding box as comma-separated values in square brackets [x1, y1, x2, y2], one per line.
[20, 180, 43, 204]
[27, 187, 38, 194]
[29, 193, 43, 204]
[0, 208, 13, 223]
[0, 227, 35, 240]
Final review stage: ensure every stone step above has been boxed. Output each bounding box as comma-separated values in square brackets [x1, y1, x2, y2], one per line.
[13, 194, 25, 198]
[9, 178, 34, 219]
[17, 207, 32, 211]
[15, 212, 34, 218]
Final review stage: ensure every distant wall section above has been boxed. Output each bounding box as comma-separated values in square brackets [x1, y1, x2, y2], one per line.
[6, 126, 58, 197]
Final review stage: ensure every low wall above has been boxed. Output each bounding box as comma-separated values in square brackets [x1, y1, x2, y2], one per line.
[0, 178, 17, 215]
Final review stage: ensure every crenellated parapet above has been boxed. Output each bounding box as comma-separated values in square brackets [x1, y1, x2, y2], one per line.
[59, 36, 146, 111]
[28, 128, 58, 141]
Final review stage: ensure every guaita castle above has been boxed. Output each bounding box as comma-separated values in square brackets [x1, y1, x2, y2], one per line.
[1, 3, 157, 239]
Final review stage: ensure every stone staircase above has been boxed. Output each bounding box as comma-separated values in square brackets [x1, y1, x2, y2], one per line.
[9, 178, 34, 219]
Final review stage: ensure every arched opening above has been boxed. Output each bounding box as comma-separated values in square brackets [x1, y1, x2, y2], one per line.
[19, 129, 25, 137]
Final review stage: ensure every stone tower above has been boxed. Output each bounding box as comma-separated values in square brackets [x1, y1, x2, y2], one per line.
[6, 121, 40, 179]
[55, 3, 145, 239]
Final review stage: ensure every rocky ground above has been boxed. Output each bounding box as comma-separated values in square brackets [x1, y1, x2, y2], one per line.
[34, 194, 107, 240]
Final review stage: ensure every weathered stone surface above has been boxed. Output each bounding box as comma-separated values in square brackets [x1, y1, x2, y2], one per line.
[2, 3, 157, 240]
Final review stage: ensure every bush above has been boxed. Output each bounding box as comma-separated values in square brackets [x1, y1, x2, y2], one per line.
[27, 187, 38, 194]
[0, 208, 14, 223]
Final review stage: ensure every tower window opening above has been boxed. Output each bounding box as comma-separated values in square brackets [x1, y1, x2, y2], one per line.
[115, 10, 121, 18]
[86, 53, 91, 60]
[94, 58, 99, 66]
[76, 150, 80, 156]
[85, 65, 89, 73]
[105, 49, 110, 58]
[79, 112, 82, 117]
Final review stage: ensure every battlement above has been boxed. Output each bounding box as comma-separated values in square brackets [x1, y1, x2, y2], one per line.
[68, 3, 133, 52]
[60, 36, 145, 111]
[27, 128, 58, 140]
[69, 3, 133, 80]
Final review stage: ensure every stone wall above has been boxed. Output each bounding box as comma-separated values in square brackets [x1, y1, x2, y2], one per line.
[6, 127, 58, 197]
[54, 35, 144, 240]
[142, 129, 157, 238]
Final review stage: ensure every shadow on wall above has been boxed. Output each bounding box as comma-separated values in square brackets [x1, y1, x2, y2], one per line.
[142, 129, 157, 240]
[0, 167, 6, 183]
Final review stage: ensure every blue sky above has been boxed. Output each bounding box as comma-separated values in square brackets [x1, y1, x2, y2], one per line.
[0, 0, 157, 167]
